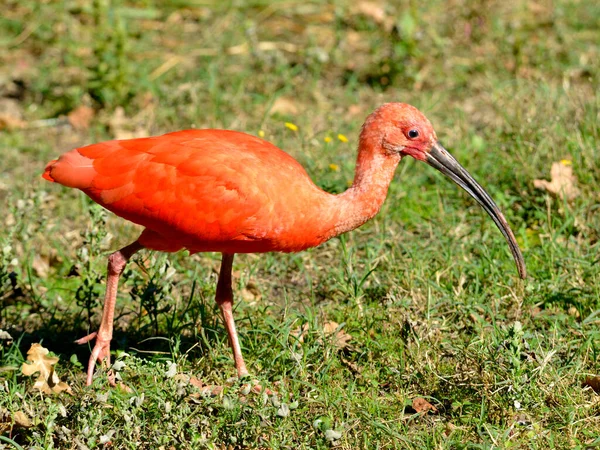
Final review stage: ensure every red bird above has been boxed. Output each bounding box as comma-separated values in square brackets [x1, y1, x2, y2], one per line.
[43, 103, 526, 385]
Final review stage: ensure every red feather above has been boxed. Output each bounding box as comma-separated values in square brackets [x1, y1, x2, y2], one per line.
[44, 129, 338, 253]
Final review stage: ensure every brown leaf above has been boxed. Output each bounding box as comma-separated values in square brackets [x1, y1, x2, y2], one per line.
[200, 385, 223, 397]
[109, 107, 149, 140]
[241, 282, 262, 303]
[412, 397, 438, 414]
[291, 322, 310, 343]
[0, 409, 10, 434]
[269, 97, 299, 116]
[174, 373, 190, 384]
[444, 422, 459, 437]
[292, 321, 353, 350]
[0, 113, 26, 130]
[13, 411, 33, 428]
[568, 306, 580, 319]
[0, 98, 25, 130]
[347, 104, 364, 117]
[356, 2, 386, 24]
[533, 160, 580, 201]
[323, 321, 352, 350]
[67, 105, 95, 130]
[250, 384, 274, 396]
[21, 343, 72, 395]
[116, 382, 133, 393]
[341, 356, 361, 375]
[354, 2, 394, 30]
[582, 376, 600, 394]
[32, 254, 49, 278]
[0, 329, 13, 341]
[189, 376, 204, 389]
[185, 375, 223, 396]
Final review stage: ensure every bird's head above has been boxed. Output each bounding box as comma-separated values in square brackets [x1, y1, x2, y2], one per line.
[373, 102, 438, 161]
[361, 102, 526, 279]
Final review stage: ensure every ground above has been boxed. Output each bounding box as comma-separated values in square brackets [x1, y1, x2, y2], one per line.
[0, 0, 599, 448]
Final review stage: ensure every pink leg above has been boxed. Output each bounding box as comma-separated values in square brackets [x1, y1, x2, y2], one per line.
[216, 253, 249, 378]
[76, 240, 144, 386]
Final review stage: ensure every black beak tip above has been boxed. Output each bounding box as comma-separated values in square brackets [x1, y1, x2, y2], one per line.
[426, 141, 527, 281]
[515, 265, 526, 279]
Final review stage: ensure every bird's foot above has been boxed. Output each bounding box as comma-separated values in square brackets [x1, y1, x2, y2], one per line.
[237, 366, 249, 379]
[75, 331, 115, 386]
[234, 357, 249, 379]
[246, 380, 276, 396]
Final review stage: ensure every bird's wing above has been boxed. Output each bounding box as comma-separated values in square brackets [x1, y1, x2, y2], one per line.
[46, 130, 318, 249]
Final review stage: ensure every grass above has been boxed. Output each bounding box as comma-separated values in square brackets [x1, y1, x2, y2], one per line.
[1, 0, 599, 448]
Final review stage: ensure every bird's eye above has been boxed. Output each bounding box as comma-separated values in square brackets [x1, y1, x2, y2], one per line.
[407, 129, 419, 139]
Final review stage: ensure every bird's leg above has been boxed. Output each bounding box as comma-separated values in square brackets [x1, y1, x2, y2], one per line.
[75, 240, 144, 386]
[216, 253, 249, 378]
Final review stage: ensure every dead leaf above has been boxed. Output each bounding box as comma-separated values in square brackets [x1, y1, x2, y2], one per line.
[0, 409, 9, 434]
[0, 98, 25, 130]
[67, 105, 95, 130]
[109, 107, 149, 140]
[116, 382, 133, 393]
[269, 97, 299, 116]
[174, 373, 190, 384]
[533, 161, 580, 201]
[412, 397, 438, 414]
[32, 254, 49, 278]
[188, 384, 224, 403]
[189, 376, 204, 389]
[323, 321, 352, 350]
[356, 2, 386, 24]
[341, 356, 361, 374]
[186, 376, 223, 396]
[568, 306, 580, 319]
[528, 1, 551, 15]
[291, 322, 310, 343]
[582, 376, 600, 394]
[250, 383, 274, 396]
[21, 343, 72, 394]
[241, 282, 262, 303]
[444, 422, 459, 437]
[13, 411, 33, 428]
[292, 321, 353, 350]
[354, 2, 394, 30]
[512, 412, 532, 428]
[0, 329, 13, 341]
[347, 104, 364, 117]
[200, 385, 223, 397]
[0, 113, 26, 130]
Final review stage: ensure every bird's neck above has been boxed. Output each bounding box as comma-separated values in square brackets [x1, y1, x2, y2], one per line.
[325, 144, 401, 239]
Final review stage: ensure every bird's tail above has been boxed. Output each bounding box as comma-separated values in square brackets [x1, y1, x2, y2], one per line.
[41, 149, 95, 189]
[42, 160, 58, 182]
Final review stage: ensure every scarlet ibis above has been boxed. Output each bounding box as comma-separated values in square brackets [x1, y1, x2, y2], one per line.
[43, 103, 526, 385]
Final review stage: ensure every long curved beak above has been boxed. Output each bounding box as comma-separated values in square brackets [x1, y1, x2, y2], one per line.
[425, 141, 526, 279]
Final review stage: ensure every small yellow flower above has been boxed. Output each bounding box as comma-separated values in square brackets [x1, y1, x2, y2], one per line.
[324, 136, 332, 143]
[337, 133, 348, 143]
[258, 130, 265, 138]
[329, 163, 340, 172]
[560, 159, 572, 166]
[285, 122, 298, 132]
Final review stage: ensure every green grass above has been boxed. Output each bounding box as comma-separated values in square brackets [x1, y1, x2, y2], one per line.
[1, 0, 599, 448]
